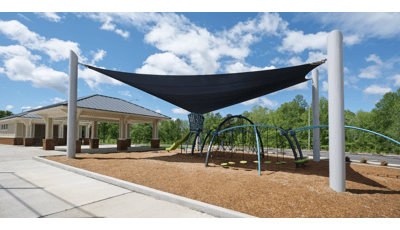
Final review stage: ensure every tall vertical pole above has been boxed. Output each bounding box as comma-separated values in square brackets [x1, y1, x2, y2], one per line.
[308, 105, 310, 150]
[312, 69, 320, 162]
[327, 30, 345, 192]
[67, 50, 78, 158]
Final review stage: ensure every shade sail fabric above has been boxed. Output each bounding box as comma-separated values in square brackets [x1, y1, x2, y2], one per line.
[83, 62, 323, 114]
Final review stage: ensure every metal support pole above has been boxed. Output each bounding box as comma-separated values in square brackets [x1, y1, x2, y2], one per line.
[67, 50, 78, 158]
[328, 30, 345, 192]
[312, 69, 320, 162]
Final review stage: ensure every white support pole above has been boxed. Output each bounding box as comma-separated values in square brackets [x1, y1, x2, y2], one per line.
[312, 69, 320, 162]
[59, 123, 64, 139]
[328, 30, 345, 192]
[67, 50, 78, 158]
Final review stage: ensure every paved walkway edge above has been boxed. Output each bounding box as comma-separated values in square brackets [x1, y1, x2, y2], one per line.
[33, 156, 256, 218]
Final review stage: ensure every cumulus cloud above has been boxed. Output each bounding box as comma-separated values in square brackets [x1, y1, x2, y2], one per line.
[286, 81, 309, 91]
[155, 109, 161, 113]
[0, 50, 69, 93]
[172, 117, 177, 121]
[50, 97, 65, 104]
[5, 105, 13, 110]
[35, 12, 62, 22]
[136, 52, 197, 75]
[0, 20, 83, 62]
[83, 13, 289, 75]
[241, 97, 278, 108]
[172, 108, 189, 115]
[363, 85, 392, 95]
[86, 13, 130, 39]
[308, 13, 400, 40]
[358, 54, 384, 79]
[91, 49, 106, 64]
[118, 90, 131, 97]
[278, 31, 360, 53]
[79, 66, 123, 90]
[225, 62, 275, 73]
[388, 74, 400, 86]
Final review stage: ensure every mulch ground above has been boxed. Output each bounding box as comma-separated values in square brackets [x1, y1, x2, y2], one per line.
[44, 149, 400, 218]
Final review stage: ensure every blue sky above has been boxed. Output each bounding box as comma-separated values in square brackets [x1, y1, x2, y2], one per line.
[1, 10, 400, 121]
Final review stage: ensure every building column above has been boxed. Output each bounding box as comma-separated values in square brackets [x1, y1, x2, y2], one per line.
[151, 120, 160, 148]
[328, 30, 345, 192]
[90, 121, 99, 149]
[125, 122, 131, 147]
[83, 124, 90, 145]
[43, 117, 55, 150]
[117, 118, 127, 150]
[23, 119, 34, 146]
[67, 50, 78, 158]
[312, 69, 320, 162]
[57, 122, 65, 146]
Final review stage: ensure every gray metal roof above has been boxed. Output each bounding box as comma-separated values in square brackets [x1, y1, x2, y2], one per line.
[0, 94, 171, 121]
[0, 111, 41, 121]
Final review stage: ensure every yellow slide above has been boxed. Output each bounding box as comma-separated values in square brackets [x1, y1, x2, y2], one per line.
[166, 132, 191, 151]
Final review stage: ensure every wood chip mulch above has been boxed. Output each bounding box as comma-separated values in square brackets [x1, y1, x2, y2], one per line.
[44, 150, 400, 218]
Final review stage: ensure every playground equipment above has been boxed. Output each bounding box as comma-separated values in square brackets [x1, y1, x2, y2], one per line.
[69, 29, 352, 192]
[166, 132, 191, 152]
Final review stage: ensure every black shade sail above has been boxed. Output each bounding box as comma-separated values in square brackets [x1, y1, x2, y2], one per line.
[82, 61, 324, 114]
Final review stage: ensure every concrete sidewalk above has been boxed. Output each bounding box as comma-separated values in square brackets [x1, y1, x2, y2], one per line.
[0, 144, 214, 218]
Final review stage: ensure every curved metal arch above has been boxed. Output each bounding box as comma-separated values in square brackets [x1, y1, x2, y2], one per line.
[216, 115, 264, 154]
[288, 125, 400, 146]
[200, 129, 213, 157]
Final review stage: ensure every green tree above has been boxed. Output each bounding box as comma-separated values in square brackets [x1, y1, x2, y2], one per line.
[0, 110, 13, 118]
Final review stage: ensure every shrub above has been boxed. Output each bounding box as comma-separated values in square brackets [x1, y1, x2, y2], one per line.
[395, 147, 400, 155]
[360, 158, 367, 163]
[380, 160, 388, 166]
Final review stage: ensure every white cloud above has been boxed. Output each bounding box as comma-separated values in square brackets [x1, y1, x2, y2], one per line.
[366, 54, 383, 66]
[241, 97, 278, 108]
[17, 14, 31, 22]
[91, 50, 106, 65]
[241, 98, 259, 106]
[5, 105, 13, 110]
[0, 20, 83, 62]
[115, 29, 129, 38]
[389, 74, 400, 87]
[172, 108, 189, 115]
[136, 52, 197, 75]
[309, 13, 400, 40]
[79, 66, 122, 90]
[35, 12, 62, 22]
[358, 65, 380, 79]
[0, 46, 69, 93]
[50, 97, 65, 104]
[279, 30, 360, 53]
[344, 76, 359, 89]
[86, 13, 130, 39]
[322, 81, 329, 92]
[172, 118, 177, 121]
[83, 13, 288, 75]
[155, 109, 161, 113]
[363, 85, 392, 95]
[225, 62, 275, 73]
[259, 97, 278, 107]
[118, 90, 131, 97]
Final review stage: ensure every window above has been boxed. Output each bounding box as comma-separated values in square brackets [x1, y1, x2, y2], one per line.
[1, 124, 8, 130]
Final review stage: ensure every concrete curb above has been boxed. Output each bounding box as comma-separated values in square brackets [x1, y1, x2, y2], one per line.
[33, 156, 256, 218]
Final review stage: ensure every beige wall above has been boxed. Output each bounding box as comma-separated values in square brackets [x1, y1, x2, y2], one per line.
[16, 123, 24, 137]
[0, 123, 15, 138]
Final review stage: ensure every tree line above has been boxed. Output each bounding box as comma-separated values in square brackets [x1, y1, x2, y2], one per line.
[117, 88, 400, 154]
[1, 88, 399, 154]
